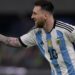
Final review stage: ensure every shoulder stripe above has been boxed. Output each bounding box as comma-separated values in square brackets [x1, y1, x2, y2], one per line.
[57, 21, 74, 30]
[56, 21, 74, 32]
[56, 25, 72, 32]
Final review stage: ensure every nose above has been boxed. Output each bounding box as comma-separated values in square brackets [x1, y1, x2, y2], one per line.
[31, 14, 34, 19]
[31, 15, 35, 21]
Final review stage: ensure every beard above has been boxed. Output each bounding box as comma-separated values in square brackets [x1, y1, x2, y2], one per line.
[35, 19, 46, 28]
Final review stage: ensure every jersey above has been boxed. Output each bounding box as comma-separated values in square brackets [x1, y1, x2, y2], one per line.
[19, 20, 75, 75]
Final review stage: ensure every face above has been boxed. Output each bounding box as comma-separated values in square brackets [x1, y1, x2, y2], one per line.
[31, 6, 46, 28]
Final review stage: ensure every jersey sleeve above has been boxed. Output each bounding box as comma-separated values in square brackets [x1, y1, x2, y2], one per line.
[70, 29, 75, 42]
[66, 24, 75, 43]
[19, 30, 36, 48]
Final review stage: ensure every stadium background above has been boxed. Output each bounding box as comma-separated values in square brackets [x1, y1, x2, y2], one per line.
[0, 0, 75, 75]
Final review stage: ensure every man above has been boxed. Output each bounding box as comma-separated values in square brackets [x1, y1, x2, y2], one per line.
[0, 0, 75, 75]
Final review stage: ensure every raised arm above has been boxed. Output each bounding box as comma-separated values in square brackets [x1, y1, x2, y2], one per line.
[0, 29, 36, 48]
[0, 34, 22, 47]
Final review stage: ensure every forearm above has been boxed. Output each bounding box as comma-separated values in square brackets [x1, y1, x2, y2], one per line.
[0, 34, 22, 47]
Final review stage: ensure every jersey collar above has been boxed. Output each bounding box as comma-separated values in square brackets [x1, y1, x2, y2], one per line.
[48, 19, 56, 33]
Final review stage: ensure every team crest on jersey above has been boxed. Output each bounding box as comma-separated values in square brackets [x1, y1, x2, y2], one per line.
[47, 40, 52, 47]
[56, 38, 61, 44]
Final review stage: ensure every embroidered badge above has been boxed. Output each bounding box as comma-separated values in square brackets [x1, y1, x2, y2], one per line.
[47, 40, 52, 47]
[56, 38, 61, 44]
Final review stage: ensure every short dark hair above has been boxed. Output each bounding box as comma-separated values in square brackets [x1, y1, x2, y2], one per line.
[34, 0, 54, 13]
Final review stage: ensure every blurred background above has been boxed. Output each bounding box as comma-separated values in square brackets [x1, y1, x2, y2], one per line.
[0, 0, 75, 75]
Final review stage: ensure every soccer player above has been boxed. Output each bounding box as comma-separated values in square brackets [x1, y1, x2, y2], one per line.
[0, 0, 75, 75]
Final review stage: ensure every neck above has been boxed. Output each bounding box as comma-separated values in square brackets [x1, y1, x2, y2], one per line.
[44, 15, 54, 32]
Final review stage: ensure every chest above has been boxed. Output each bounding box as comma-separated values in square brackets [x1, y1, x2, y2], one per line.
[35, 29, 69, 53]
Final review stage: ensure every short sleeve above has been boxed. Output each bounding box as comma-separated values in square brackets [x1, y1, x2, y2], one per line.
[70, 29, 75, 42]
[19, 30, 36, 47]
[65, 24, 75, 43]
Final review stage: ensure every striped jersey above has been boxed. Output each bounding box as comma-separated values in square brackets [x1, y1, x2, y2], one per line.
[19, 20, 75, 75]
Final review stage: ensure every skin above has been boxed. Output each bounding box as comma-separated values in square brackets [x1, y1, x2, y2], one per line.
[31, 6, 54, 32]
[0, 34, 22, 47]
[0, 5, 54, 47]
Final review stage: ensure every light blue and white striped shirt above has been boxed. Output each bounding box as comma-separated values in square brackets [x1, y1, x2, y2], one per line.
[20, 20, 75, 75]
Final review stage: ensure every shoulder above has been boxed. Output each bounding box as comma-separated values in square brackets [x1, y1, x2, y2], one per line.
[55, 20, 75, 33]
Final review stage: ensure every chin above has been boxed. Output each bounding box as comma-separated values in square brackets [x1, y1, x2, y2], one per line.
[35, 20, 45, 28]
[36, 25, 44, 28]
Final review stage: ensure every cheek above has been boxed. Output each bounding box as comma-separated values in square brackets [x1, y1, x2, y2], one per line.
[40, 15, 46, 20]
[39, 17, 46, 22]
[36, 15, 45, 22]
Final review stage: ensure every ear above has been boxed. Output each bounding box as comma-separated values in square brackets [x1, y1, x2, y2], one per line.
[44, 13, 48, 20]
